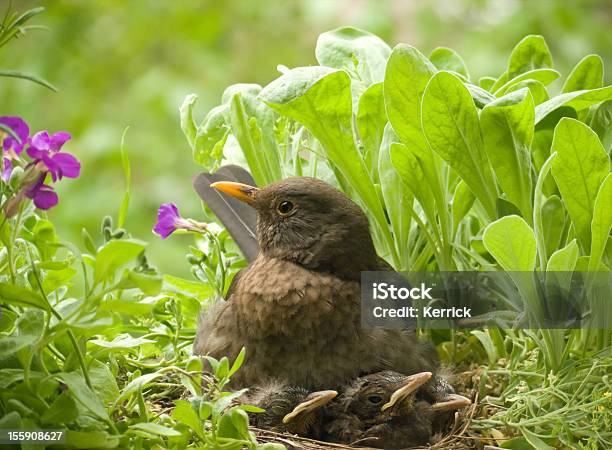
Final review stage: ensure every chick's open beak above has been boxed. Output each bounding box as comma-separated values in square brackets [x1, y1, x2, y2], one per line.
[210, 181, 259, 205]
[381, 372, 432, 411]
[282, 390, 338, 424]
[431, 393, 472, 412]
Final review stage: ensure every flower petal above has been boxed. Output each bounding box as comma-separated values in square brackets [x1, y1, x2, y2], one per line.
[32, 185, 58, 210]
[2, 158, 12, 182]
[49, 131, 71, 151]
[30, 131, 51, 151]
[153, 203, 180, 239]
[52, 152, 80, 179]
[26, 146, 45, 160]
[0, 116, 29, 154]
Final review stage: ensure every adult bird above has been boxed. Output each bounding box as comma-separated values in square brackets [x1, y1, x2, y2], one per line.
[242, 382, 337, 438]
[323, 371, 471, 448]
[193, 169, 445, 397]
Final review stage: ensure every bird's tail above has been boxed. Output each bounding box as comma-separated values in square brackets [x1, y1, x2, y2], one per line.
[192, 165, 259, 262]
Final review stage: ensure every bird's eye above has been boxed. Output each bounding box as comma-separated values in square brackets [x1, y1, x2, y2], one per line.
[367, 395, 383, 405]
[276, 200, 295, 216]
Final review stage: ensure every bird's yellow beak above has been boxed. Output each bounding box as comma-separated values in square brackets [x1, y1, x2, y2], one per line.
[210, 181, 259, 205]
[282, 390, 338, 424]
[381, 371, 432, 411]
[431, 393, 471, 412]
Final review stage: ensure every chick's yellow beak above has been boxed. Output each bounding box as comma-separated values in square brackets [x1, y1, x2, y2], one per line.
[210, 181, 259, 205]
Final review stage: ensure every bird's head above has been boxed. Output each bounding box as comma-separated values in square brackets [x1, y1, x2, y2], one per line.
[211, 177, 379, 279]
[340, 371, 432, 421]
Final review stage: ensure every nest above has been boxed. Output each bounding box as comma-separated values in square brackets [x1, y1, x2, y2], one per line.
[252, 393, 484, 450]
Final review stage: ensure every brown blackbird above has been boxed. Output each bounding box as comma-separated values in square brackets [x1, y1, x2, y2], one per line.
[323, 371, 470, 448]
[242, 382, 337, 438]
[193, 176, 440, 391]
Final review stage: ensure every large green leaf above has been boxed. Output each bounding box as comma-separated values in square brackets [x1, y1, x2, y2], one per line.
[422, 71, 497, 218]
[496, 68, 559, 96]
[483, 215, 537, 271]
[56, 372, 109, 420]
[379, 126, 412, 267]
[356, 82, 386, 180]
[315, 26, 391, 86]
[384, 44, 436, 148]
[260, 66, 397, 264]
[551, 118, 610, 250]
[535, 85, 612, 124]
[384, 44, 444, 225]
[507, 35, 553, 79]
[589, 173, 612, 270]
[94, 239, 147, 283]
[562, 54, 604, 93]
[0, 282, 49, 311]
[481, 89, 534, 219]
[429, 47, 468, 79]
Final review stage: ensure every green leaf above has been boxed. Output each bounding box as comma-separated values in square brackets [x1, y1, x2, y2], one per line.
[194, 103, 229, 170]
[540, 195, 565, 256]
[41, 392, 78, 424]
[562, 54, 604, 93]
[0, 69, 58, 91]
[65, 430, 119, 449]
[551, 118, 610, 250]
[535, 85, 612, 124]
[483, 215, 537, 271]
[356, 83, 386, 180]
[130, 422, 181, 437]
[89, 359, 120, 405]
[56, 372, 109, 420]
[229, 347, 246, 376]
[481, 89, 534, 219]
[90, 334, 155, 350]
[590, 173, 612, 270]
[172, 399, 205, 441]
[504, 79, 549, 105]
[119, 269, 163, 295]
[471, 330, 497, 365]
[0, 309, 45, 360]
[0, 282, 49, 311]
[180, 94, 198, 149]
[452, 180, 475, 236]
[260, 66, 397, 265]
[94, 239, 147, 283]
[507, 35, 553, 79]
[520, 428, 554, 450]
[384, 44, 436, 148]
[315, 26, 391, 85]
[422, 71, 497, 218]
[495, 68, 560, 96]
[163, 274, 213, 299]
[429, 47, 469, 79]
[547, 240, 579, 272]
[117, 127, 131, 228]
[379, 125, 412, 265]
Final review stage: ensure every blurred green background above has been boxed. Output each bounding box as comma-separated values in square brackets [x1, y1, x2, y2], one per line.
[1, 0, 610, 277]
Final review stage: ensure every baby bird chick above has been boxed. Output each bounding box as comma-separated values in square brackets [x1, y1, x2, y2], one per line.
[242, 381, 337, 439]
[324, 371, 470, 449]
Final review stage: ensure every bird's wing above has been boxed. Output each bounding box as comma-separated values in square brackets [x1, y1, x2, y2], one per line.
[193, 165, 259, 262]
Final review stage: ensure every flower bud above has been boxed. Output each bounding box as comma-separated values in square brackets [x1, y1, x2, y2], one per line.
[101, 215, 113, 234]
[8, 166, 24, 191]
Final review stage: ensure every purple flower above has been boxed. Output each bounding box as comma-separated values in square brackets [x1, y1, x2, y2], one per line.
[2, 158, 12, 182]
[153, 203, 202, 239]
[0, 116, 29, 155]
[25, 174, 58, 210]
[27, 130, 80, 181]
